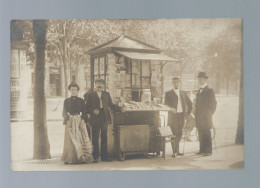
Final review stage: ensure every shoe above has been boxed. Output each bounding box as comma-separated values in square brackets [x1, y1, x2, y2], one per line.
[93, 158, 99, 163]
[204, 153, 212, 156]
[196, 152, 204, 155]
[171, 153, 177, 158]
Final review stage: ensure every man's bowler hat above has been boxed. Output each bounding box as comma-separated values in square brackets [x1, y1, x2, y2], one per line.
[172, 76, 180, 81]
[197, 72, 208, 79]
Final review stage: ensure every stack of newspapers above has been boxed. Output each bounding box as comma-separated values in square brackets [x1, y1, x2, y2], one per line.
[122, 101, 171, 111]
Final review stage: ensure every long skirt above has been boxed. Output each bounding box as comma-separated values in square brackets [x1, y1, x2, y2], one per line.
[61, 115, 93, 163]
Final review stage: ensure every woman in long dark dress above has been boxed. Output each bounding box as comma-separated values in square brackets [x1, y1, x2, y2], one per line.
[61, 83, 92, 164]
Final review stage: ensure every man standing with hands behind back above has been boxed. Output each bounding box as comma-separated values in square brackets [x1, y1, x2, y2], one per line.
[85, 79, 121, 163]
[165, 77, 192, 157]
[195, 72, 217, 156]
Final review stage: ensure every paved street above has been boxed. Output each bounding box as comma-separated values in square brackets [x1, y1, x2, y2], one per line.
[11, 95, 244, 170]
[12, 144, 243, 171]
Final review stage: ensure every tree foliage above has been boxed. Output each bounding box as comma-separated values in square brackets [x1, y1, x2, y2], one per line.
[13, 19, 242, 90]
[203, 21, 242, 94]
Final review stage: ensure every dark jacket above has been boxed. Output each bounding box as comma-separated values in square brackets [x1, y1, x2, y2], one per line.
[165, 89, 192, 115]
[83, 92, 90, 123]
[195, 86, 217, 129]
[165, 89, 192, 126]
[85, 90, 121, 124]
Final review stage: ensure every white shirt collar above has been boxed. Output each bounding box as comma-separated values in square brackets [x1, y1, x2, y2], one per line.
[173, 88, 180, 94]
[200, 83, 208, 89]
[96, 90, 103, 97]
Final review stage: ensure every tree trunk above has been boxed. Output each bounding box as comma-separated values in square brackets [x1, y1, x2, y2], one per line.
[75, 54, 80, 84]
[225, 74, 230, 96]
[235, 68, 244, 144]
[68, 51, 72, 83]
[62, 36, 69, 98]
[216, 72, 221, 94]
[160, 62, 164, 103]
[61, 21, 70, 98]
[33, 20, 51, 159]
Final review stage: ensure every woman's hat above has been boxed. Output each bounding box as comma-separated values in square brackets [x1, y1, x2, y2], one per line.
[197, 72, 208, 78]
[68, 82, 80, 90]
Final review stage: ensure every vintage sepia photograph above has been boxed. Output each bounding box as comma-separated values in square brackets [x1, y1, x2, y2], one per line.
[10, 18, 243, 171]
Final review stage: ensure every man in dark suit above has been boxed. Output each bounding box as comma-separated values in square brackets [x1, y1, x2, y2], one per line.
[85, 79, 121, 163]
[195, 72, 217, 156]
[165, 77, 192, 156]
[83, 91, 91, 140]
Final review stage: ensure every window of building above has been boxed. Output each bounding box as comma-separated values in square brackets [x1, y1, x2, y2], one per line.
[49, 68, 61, 96]
[71, 69, 76, 83]
[93, 56, 107, 86]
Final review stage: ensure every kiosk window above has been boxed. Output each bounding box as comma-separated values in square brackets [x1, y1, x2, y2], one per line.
[132, 60, 141, 88]
[142, 60, 151, 89]
[124, 59, 151, 89]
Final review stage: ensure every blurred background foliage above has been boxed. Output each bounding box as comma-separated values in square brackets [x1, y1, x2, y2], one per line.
[11, 19, 242, 92]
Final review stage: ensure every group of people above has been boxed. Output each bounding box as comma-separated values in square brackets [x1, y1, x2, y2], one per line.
[62, 79, 121, 164]
[61, 71, 217, 164]
[165, 71, 217, 157]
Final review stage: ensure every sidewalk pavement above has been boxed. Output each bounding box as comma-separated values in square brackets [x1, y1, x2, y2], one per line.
[11, 144, 244, 171]
[10, 95, 238, 122]
[11, 97, 65, 122]
[11, 96, 241, 170]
